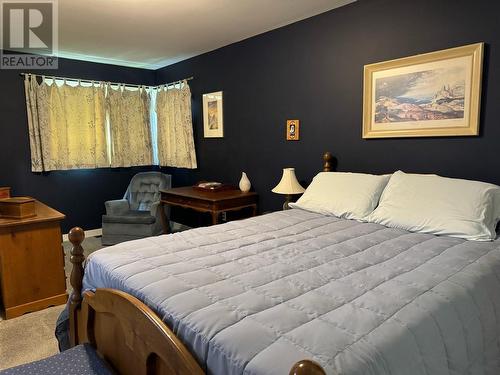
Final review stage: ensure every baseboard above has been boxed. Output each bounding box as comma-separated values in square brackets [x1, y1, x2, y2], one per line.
[63, 228, 102, 242]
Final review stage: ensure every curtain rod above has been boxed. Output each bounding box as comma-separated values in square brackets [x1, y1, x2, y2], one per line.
[19, 73, 194, 88]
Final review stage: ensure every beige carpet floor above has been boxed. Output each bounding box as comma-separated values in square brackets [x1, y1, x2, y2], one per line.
[0, 305, 65, 370]
[0, 236, 104, 370]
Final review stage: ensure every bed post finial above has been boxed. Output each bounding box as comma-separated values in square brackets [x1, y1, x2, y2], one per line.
[289, 360, 327, 375]
[323, 152, 333, 172]
[69, 227, 85, 304]
[69, 226, 85, 346]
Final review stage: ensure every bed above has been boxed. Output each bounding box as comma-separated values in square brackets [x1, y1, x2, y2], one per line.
[68, 153, 500, 375]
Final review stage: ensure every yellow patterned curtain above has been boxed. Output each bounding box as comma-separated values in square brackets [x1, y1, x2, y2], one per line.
[25, 76, 194, 171]
[24, 76, 45, 172]
[24, 76, 108, 171]
[107, 85, 153, 167]
[156, 83, 197, 168]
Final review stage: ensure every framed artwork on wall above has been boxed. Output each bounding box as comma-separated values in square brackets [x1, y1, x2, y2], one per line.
[363, 42, 484, 139]
[286, 119, 300, 140]
[203, 91, 223, 138]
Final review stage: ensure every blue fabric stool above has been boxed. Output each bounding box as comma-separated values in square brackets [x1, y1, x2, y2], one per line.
[0, 344, 113, 375]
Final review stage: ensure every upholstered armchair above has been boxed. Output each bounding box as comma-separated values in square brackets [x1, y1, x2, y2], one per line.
[101, 172, 171, 245]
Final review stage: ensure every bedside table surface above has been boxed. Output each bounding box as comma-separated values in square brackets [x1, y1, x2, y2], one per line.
[161, 186, 257, 202]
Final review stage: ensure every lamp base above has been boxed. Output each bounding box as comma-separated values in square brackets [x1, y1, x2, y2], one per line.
[283, 195, 292, 210]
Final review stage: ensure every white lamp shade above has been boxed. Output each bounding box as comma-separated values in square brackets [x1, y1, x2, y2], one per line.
[272, 168, 305, 195]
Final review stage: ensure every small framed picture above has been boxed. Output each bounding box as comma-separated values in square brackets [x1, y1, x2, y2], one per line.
[203, 91, 223, 138]
[286, 120, 300, 141]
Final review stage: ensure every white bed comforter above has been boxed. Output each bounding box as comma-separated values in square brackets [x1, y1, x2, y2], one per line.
[83, 209, 500, 375]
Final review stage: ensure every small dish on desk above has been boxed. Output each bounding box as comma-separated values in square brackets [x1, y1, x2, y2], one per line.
[193, 182, 236, 192]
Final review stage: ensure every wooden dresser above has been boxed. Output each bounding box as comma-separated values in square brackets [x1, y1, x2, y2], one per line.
[0, 200, 67, 319]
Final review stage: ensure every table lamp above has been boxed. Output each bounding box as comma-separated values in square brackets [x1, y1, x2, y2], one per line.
[272, 168, 305, 210]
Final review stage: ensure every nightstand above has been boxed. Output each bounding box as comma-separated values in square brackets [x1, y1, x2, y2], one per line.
[160, 187, 258, 233]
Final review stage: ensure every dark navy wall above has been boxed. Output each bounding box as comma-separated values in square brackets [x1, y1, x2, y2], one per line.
[156, 0, 500, 215]
[0, 57, 156, 232]
[2, 0, 500, 232]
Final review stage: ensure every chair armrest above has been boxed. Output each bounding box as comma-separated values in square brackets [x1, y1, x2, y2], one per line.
[105, 199, 130, 215]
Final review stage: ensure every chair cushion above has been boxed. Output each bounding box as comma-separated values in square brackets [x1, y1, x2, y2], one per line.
[102, 210, 156, 225]
[0, 344, 113, 375]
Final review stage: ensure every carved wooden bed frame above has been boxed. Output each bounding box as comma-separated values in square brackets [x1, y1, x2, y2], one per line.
[68, 152, 334, 375]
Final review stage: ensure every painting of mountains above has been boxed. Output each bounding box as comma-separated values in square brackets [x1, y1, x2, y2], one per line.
[363, 43, 483, 138]
[374, 66, 466, 124]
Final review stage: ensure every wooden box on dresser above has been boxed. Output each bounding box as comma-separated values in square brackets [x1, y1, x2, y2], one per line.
[0, 200, 67, 319]
[0, 187, 10, 199]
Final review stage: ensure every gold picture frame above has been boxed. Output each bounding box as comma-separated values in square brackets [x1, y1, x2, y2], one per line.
[362, 43, 484, 139]
[286, 119, 300, 141]
[203, 91, 223, 138]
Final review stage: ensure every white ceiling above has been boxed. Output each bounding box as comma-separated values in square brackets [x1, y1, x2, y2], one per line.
[57, 0, 356, 70]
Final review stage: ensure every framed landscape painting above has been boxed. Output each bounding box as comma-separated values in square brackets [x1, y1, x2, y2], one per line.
[203, 91, 223, 138]
[363, 43, 484, 138]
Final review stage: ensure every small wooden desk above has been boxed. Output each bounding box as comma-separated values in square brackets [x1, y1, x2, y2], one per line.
[0, 200, 67, 319]
[160, 187, 258, 233]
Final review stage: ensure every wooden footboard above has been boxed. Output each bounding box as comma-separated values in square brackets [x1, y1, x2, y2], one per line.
[69, 230, 327, 375]
[84, 288, 205, 374]
[67, 154, 333, 375]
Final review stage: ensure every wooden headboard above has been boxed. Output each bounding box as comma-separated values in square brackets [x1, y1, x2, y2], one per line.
[323, 151, 333, 172]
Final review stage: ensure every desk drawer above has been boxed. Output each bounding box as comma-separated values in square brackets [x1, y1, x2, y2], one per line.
[162, 196, 213, 211]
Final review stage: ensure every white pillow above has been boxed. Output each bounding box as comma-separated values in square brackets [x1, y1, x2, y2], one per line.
[366, 170, 500, 241]
[289, 172, 390, 220]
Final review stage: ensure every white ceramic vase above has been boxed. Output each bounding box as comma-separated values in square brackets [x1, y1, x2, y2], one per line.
[239, 172, 251, 192]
